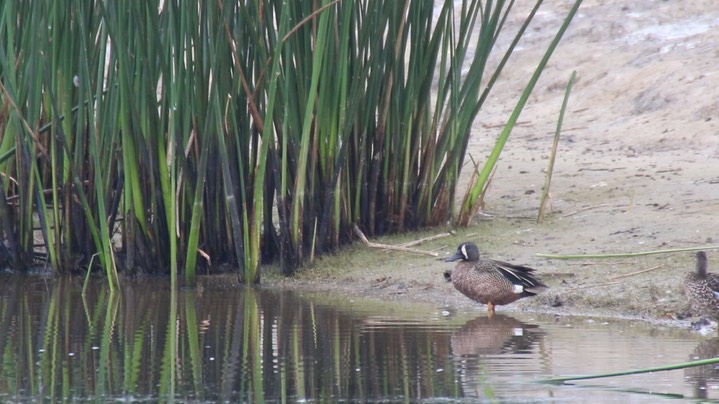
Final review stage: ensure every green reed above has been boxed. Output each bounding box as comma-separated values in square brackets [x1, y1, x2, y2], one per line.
[538, 357, 719, 385]
[537, 245, 719, 260]
[538, 70, 577, 224]
[0, 0, 582, 285]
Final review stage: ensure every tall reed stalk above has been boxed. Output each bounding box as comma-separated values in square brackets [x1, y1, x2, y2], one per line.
[0, 0, 582, 285]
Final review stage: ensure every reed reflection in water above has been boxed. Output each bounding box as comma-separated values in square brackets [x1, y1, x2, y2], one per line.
[0, 275, 486, 401]
[0, 274, 711, 402]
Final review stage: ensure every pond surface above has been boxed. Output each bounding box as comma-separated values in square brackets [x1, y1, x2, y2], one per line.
[0, 275, 716, 402]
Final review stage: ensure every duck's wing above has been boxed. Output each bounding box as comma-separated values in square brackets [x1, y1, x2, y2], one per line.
[491, 260, 549, 293]
[706, 273, 719, 293]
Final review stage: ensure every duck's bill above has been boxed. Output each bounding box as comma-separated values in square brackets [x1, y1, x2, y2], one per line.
[444, 251, 463, 262]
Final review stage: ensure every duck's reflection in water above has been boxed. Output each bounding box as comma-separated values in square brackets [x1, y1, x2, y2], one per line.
[451, 314, 543, 356]
[685, 337, 719, 399]
[450, 314, 545, 399]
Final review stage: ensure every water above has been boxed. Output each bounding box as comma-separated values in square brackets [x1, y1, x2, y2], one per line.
[0, 275, 714, 402]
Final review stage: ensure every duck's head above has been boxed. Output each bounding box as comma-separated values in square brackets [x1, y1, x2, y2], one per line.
[445, 242, 480, 262]
[696, 251, 708, 276]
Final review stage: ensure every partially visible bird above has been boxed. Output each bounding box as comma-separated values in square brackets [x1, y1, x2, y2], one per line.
[443, 242, 548, 314]
[684, 251, 719, 322]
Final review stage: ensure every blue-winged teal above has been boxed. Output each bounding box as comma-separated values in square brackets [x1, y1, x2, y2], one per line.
[684, 251, 719, 321]
[444, 242, 548, 314]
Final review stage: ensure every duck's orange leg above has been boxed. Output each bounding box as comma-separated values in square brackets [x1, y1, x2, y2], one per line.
[487, 301, 495, 315]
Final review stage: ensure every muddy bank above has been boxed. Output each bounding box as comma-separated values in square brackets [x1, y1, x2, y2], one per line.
[267, 220, 699, 327]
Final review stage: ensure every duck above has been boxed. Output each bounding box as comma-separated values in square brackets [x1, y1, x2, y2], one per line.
[684, 251, 719, 322]
[443, 242, 548, 314]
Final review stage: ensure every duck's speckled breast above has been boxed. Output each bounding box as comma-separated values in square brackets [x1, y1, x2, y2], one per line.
[451, 261, 521, 306]
[684, 272, 719, 321]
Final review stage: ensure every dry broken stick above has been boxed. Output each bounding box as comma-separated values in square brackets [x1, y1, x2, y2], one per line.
[399, 231, 455, 248]
[609, 265, 663, 281]
[352, 224, 439, 257]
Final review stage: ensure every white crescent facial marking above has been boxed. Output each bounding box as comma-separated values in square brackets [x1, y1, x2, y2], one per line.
[512, 284, 524, 294]
[460, 244, 468, 259]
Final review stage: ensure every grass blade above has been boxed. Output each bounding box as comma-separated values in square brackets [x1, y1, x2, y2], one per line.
[537, 357, 719, 385]
[538, 70, 577, 223]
